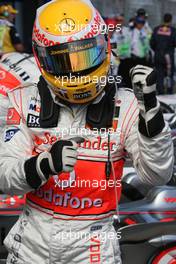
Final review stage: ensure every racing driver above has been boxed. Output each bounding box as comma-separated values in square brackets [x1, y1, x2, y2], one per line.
[0, 0, 174, 263]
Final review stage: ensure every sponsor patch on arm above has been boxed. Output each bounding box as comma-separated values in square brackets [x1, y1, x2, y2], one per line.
[6, 108, 21, 125]
[4, 127, 20, 142]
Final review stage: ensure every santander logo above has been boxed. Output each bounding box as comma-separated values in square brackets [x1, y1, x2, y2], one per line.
[80, 136, 116, 151]
[34, 133, 117, 151]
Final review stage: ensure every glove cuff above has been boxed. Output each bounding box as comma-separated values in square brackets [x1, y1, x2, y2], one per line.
[24, 156, 42, 189]
[143, 91, 157, 112]
[25, 140, 74, 189]
[139, 110, 165, 138]
[24, 152, 51, 189]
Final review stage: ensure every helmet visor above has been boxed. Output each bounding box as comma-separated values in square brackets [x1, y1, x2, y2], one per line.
[33, 34, 108, 76]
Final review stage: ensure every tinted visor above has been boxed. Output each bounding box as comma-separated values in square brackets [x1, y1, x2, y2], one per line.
[34, 34, 107, 76]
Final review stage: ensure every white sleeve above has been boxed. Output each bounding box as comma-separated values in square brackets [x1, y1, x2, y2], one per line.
[125, 119, 174, 186]
[0, 95, 9, 133]
[123, 93, 174, 186]
[0, 118, 35, 195]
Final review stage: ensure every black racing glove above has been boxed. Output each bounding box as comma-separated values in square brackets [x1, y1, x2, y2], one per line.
[130, 65, 165, 138]
[24, 140, 78, 189]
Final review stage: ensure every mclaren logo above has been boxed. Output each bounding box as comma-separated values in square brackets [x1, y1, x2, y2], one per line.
[59, 18, 76, 32]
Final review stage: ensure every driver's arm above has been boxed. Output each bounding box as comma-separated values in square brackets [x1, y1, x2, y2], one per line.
[124, 66, 174, 186]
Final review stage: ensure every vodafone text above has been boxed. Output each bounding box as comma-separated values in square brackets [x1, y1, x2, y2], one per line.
[33, 24, 60, 46]
[35, 189, 103, 209]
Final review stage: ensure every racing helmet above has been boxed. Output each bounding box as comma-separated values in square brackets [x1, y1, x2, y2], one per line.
[32, 0, 111, 104]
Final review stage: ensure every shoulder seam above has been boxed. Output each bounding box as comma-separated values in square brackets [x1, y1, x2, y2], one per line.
[8, 83, 38, 94]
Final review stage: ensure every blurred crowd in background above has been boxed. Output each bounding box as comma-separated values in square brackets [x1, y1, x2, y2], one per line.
[0, 2, 176, 95]
[106, 9, 176, 94]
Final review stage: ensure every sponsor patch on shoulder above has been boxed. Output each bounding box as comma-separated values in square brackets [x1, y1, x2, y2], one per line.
[4, 128, 20, 142]
[6, 108, 21, 125]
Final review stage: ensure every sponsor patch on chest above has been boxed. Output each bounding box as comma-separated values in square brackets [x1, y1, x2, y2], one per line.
[28, 97, 41, 113]
[27, 97, 41, 127]
[27, 114, 40, 128]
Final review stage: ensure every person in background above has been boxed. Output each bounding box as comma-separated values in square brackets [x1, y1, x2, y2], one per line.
[128, 17, 135, 30]
[105, 16, 120, 76]
[136, 8, 152, 40]
[111, 14, 132, 87]
[136, 8, 153, 66]
[0, 4, 24, 57]
[151, 13, 176, 94]
[105, 16, 118, 39]
[131, 16, 150, 66]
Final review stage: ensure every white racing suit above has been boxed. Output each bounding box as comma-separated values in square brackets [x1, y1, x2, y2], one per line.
[0, 80, 173, 264]
[0, 52, 40, 132]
